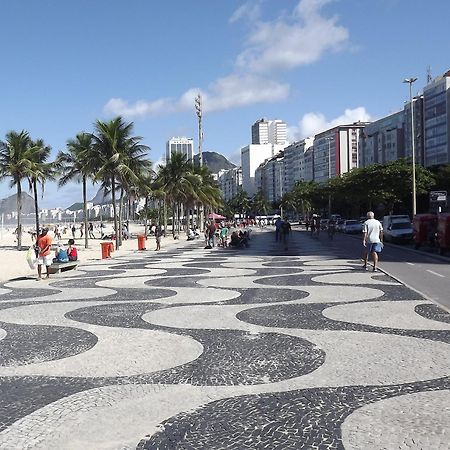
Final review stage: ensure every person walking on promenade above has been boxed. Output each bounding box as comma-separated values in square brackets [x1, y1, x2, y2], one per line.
[71, 224, 76, 239]
[88, 222, 95, 239]
[281, 219, 292, 250]
[155, 224, 162, 251]
[362, 211, 384, 271]
[36, 228, 52, 280]
[275, 216, 282, 241]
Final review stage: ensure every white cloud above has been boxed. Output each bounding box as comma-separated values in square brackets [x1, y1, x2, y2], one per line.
[236, 0, 349, 73]
[288, 106, 372, 140]
[103, 75, 289, 118]
[103, 0, 349, 119]
[229, 1, 261, 23]
[104, 97, 173, 118]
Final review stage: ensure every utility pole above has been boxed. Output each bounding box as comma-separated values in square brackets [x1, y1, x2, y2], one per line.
[195, 93, 203, 167]
[195, 93, 204, 229]
[403, 77, 418, 217]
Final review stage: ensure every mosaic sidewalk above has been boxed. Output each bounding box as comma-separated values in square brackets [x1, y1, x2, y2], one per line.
[0, 230, 449, 449]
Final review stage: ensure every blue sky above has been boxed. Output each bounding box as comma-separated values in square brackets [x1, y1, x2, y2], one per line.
[1, 0, 449, 208]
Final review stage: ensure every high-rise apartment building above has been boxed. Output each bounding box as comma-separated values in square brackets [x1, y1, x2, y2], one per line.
[166, 137, 194, 163]
[217, 167, 242, 202]
[423, 70, 450, 166]
[242, 118, 288, 195]
[313, 123, 367, 183]
[283, 138, 314, 192]
[359, 111, 404, 167]
[251, 118, 287, 145]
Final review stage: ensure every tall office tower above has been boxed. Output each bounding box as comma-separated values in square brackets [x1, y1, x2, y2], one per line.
[251, 118, 287, 145]
[252, 119, 270, 144]
[269, 119, 288, 145]
[423, 70, 450, 166]
[166, 137, 194, 163]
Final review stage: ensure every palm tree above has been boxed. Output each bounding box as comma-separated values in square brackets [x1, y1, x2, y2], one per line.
[157, 152, 198, 238]
[92, 117, 150, 249]
[56, 133, 97, 248]
[0, 130, 37, 249]
[192, 164, 223, 221]
[251, 190, 269, 216]
[28, 138, 54, 238]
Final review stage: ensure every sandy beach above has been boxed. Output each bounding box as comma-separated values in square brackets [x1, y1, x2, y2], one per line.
[0, 222, 184, 282]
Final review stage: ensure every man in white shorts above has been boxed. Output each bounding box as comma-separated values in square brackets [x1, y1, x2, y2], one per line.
[362, 211, 383, 272]
[36, 228, 53, 280]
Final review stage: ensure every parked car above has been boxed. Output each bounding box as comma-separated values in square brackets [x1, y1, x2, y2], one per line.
[343, 220, 362, 234]
[336, 219, 346, 232]
[383, 215, 413, 243]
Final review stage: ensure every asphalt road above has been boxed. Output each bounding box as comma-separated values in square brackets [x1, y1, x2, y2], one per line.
[301, 228, 450, 312]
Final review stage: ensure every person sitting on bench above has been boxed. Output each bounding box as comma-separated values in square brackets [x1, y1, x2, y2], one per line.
[67, 239, 78, 261]
[54, 243, 69, 263]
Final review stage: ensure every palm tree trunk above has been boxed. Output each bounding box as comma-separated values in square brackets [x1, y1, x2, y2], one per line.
[118, 188, 124, 248]
[83, 176, 89, 249]
[172, 202, 176, 238]
[144, 196, 149, 237]
[163, 199, 167, 234]
[16, 182, 22, 250]
[32, 179, 40, 243]
[111, 175, 119, 250]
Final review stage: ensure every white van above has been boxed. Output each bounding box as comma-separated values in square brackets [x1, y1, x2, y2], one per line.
[383, 215, 413, 243]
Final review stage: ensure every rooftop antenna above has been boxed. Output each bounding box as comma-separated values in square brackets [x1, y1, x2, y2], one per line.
[427, 66, 432, 84]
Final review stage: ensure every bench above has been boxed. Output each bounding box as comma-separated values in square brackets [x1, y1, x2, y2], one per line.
[48, 261, 79, 274]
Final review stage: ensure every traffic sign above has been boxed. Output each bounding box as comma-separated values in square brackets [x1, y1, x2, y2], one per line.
[429, 191, 447, 203]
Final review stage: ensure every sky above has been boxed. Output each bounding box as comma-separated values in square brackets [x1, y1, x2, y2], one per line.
[1, 0, 449, 208]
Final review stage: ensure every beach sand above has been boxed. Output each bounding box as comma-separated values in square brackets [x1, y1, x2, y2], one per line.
[0, 223, 184, 283]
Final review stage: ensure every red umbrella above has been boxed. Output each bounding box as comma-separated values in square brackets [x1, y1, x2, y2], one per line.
[208, 213, 226, 220]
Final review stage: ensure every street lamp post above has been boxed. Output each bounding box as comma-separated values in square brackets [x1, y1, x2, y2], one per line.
[403, 77, 418, 217]
[279, 164, 283, 218]
[194, 93, 204, 230]
[325, 137, 333, 217]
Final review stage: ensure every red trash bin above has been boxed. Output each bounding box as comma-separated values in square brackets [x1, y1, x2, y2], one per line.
[101, 242, 111, 259]
[109, 242, 114, 254]
[137, 234, 146, 250]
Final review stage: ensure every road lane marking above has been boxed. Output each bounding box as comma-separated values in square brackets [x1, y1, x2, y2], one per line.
[426, 270, 445, 278]
[406, 262, 415, 266]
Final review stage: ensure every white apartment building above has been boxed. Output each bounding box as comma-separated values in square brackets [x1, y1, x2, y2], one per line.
[241, 143, 286, 195]
[217, 167, 242, 202]
[423, 70, 450, 166]
[283, 137, 314, 192]
[166, 137, 194, 163]
[251, 118, 287, 145]
[255, 153, 285, 203]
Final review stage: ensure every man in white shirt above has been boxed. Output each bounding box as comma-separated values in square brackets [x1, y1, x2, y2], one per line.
[362, 211, 383, 271]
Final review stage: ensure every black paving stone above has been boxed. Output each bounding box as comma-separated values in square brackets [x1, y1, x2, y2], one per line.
[415, 303, 450, 324]
[138, 377, 450, 450]
[0, 323, 97, 366]
[237, 302, 450, 343]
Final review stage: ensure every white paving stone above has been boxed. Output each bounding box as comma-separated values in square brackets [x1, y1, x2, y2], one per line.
[0, 328, 6, 341]
[341, 391, 450, 450]
[323, 301, 450, 330]
[0, 302, 203, 377]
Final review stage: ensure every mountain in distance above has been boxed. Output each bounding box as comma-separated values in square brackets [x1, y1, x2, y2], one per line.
[194, 151, 236, 174]
[0, 192, 35, 215]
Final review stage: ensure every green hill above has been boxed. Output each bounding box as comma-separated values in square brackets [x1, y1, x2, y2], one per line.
[193, 151, 236, 174]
